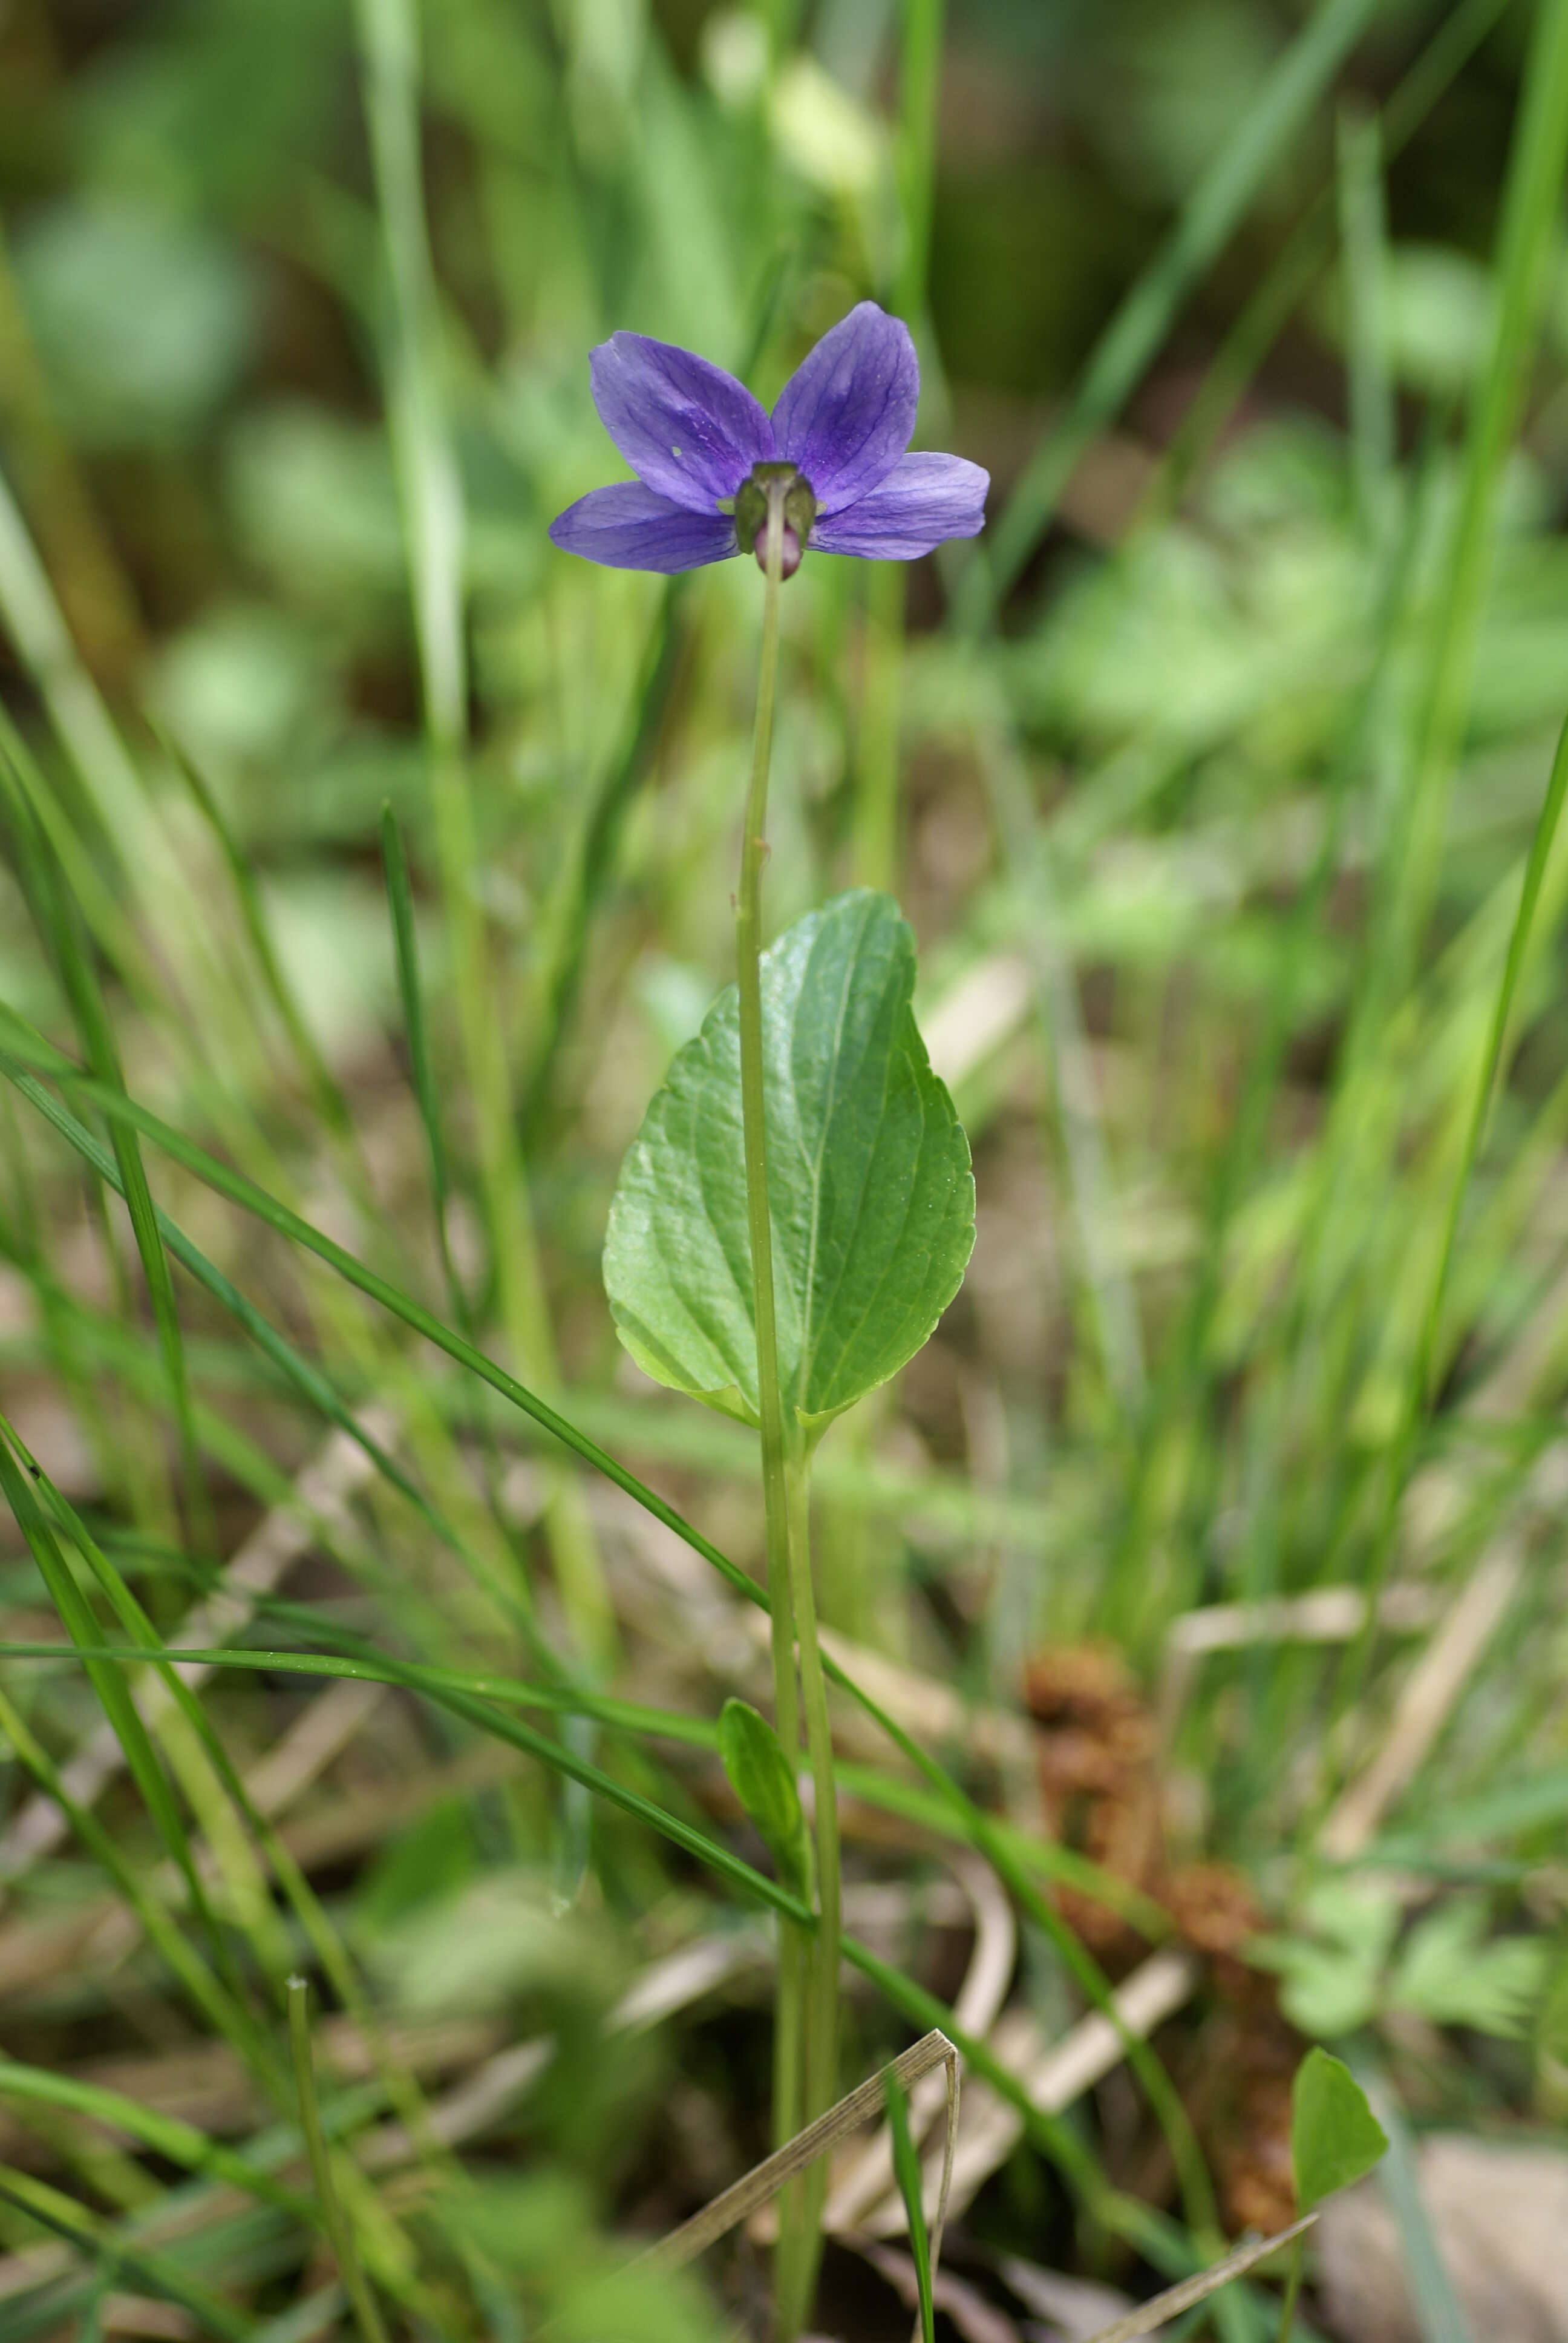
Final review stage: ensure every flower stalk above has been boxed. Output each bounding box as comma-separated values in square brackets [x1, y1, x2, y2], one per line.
[734, 479, 841, 2339]
[782, 1434, 840, 2331]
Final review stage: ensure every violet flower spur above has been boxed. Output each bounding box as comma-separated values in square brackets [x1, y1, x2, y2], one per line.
[548, 300, 988, 577]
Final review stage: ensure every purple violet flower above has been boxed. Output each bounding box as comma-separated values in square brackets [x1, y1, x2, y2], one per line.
[549, 301, 988, 578]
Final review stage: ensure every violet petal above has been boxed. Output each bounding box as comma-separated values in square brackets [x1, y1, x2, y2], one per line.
[810, 451, 990, 559]
[590, 333, 774, 511]
[549, 483, 739, 572]
[771, 303, 919, 515]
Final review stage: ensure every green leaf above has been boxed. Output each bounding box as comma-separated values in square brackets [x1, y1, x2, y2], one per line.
[1290, 2047, 1388, 2213]
[1267, 1944, 1384, 2041]
[884, 2069, 935, 2343]
[1249, 1881, 1399, 2038]
[717, 1699, 810, 1901]
[604, 891, 974, 1432]
[1541, 1951, 1568, 2069]
[1388, 1898, 1549, 2038]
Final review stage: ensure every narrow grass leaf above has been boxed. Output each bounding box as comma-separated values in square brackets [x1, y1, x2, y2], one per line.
[0, 2168, 256, 2343]
[0, 1005, 789, 1612]
[0, 1426, 210, 1921]
[961, 0, 1385, 623]
[287, 1978, 391, 2343]
[0, 2060, 309, 2218]
[379, 799, 467, 1327]
[1387, 0, 1568, 980]
[0, 741, 209, 1542]
[0, 1680, 263, 2076]
[0, 1627, 1158, 2246]
[0, 1053, 484, 1570]
[161, 723, 352, 1140]
[884, 2068, 935, 2343]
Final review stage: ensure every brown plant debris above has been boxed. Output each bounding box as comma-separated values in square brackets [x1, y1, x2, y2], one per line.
[1024, 1643, 1301, 2233]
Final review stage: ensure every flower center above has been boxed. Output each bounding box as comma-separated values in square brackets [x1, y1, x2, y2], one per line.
[733, 460, 816, 578]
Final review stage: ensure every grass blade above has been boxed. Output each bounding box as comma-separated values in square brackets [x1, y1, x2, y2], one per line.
[0, 2060, 309, 2219]
[287, 1978, 391, 2343]
[1145, 0, 1509, 524]
[1383, 0, 1568, 990]
[0, 734, 212, 1550]
[0, 1427, 226, 1951]
[0, 1008, 770, 1608]
[959, 0, 1387, 625]
[0, 2167, 256, 2343]
[0, 1678, 261, 2065]
[354, 0, 615, 1663]
[884, 2067, 935, 2343]
[0, 1050, 514, 1599]
[379, 799, 468, 1331]
[160, 723, 353, 1142]
[1335, 702, 1568, 1743]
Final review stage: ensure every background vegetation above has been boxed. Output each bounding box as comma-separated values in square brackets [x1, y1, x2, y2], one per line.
[0, 0, 1565, 2335]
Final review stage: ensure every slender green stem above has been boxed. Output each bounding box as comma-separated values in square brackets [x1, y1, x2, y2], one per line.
[287, 1977, 390, 2343]
[782, 1435, 841, 2327]
[736, 488, 843, 2335]
[736, 490, 799, 1769]
[734, 487, 811, 2321]
[772, 1913, 808, 2279]
[1275, 2233, 1305, 2343]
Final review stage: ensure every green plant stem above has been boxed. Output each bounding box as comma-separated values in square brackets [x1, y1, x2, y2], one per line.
[773, 1914, 808, 2276]
[1275, 2234, 1305, 2343]
[736, 491, 799, 1774]
[734, 487, 811, 2318]
[287, 1978, 390, 2343]
[782, 1435, 841, 2330]
[736, 487, 843, 2338]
